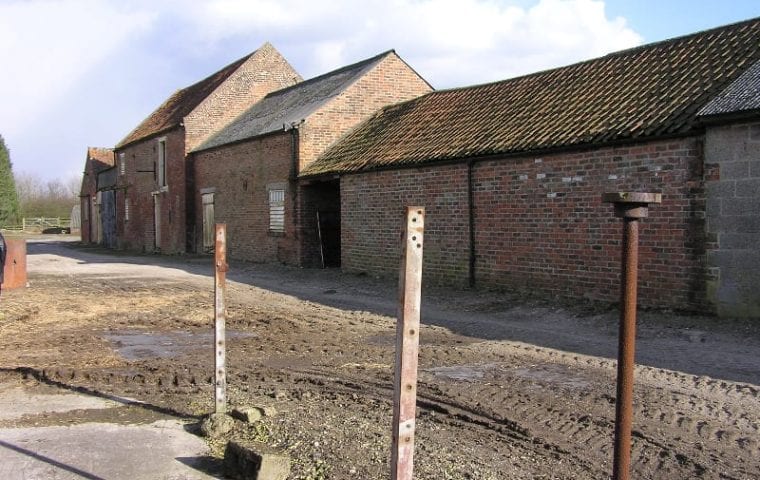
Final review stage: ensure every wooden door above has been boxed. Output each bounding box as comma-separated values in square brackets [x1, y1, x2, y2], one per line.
[153, 195, 161, 252]
[202, 193, 215, 252]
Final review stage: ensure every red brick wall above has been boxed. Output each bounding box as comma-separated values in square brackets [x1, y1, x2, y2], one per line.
[80, 165, 95, 243]
[185, 43, 302, 152]
[298, 53, 433, 168]
[293, 53, 432, 267]
[341, 164, 471, 283]
[341, 136, 708, 310]
[192, 133, 299, 263]
[115, 128, 186, 253]
[79, 154, 112, 244]
[188, 52, 431, 266]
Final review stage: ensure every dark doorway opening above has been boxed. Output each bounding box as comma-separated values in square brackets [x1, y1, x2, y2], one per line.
[317, 209, 340, 267]
[301, 179, 341, 268]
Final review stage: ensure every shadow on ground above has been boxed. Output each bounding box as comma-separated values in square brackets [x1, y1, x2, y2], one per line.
[23, 239, 760, 386]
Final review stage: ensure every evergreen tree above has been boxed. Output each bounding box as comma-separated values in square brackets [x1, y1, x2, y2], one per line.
[0, 135, 21, 227]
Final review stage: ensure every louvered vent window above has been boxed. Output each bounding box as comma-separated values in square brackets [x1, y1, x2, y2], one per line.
[268, 188, 285, 233]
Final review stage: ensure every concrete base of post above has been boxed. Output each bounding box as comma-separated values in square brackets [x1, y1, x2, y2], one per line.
[224, 441, 291, 480]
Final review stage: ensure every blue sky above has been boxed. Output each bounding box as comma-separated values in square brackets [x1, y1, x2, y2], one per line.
[1, 0, 758, 185]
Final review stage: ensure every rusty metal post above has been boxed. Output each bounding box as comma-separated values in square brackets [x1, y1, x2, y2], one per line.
[214, 224, 228, 414]
[602, 192, 661, 480]
[2, 238, 27, 291]
[391, 207, 425, 480]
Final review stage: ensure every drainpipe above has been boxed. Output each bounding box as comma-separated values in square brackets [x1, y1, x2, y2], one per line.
[287, 121, 302, 263]
[467, 160, 476, 288]
[288, 122, 300, 181]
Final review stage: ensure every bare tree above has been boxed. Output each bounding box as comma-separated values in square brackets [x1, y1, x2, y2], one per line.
[14, 171, 82, 218]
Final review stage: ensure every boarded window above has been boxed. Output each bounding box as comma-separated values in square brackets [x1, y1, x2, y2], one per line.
[119, 152, 126, 175]
[124, 197, 130, 222]
[202, 193, 215, 251]
[268, 188, 285, 233]
[157, 137, 167, 187]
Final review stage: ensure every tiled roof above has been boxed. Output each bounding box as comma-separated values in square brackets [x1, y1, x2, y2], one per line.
[86, 147, 114, 170]
[699, 59, 760, 117]
[115, 53, 252, 148]
[194, 51, 394, 152]
[303, 18, 760, 177]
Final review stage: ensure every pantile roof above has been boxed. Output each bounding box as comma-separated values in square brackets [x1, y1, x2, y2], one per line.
[115, 53, 253, 148]
[194, 50, 395, 152]
[303, 18, 760, 177]
[86, 147, 114, 170]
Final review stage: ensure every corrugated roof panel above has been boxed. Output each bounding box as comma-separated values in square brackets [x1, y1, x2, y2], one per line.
[194, 51, 394, 152]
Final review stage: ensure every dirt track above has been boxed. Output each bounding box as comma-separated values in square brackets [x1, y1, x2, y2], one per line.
[1, 238, 759, 479]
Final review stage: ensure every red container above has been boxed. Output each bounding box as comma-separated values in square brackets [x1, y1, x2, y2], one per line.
[2, 238, 27, 290]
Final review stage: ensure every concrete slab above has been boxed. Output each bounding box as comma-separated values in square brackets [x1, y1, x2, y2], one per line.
[0, 380, 220, 479]
[0, 420, 218, 480]
[0, 386, 119, 420]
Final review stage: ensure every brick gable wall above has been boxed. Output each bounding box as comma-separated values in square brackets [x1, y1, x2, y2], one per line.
[80, 163, 98, 244]
[185, 44, 302, 153]
[298, 53, 432, 169]
[294, 53, 433, 266]
[341, 136, 709, 311]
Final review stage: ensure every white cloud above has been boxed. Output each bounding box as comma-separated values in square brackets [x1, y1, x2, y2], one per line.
[0, 0, 643, 182]
[177, 0, 642, 86]
[0, 0, 155, 139]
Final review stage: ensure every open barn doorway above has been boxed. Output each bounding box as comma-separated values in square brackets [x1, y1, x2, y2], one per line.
[301, 179, 341, 268]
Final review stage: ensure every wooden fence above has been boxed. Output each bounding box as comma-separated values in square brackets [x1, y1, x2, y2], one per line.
[1, 217, 71, 232]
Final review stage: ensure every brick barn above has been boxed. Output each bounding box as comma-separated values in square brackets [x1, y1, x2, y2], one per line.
[79, 147, 114, 244]
[188, 50, 432, 266]
[301, 19, 760, 316]
[110, 43, 301, 253]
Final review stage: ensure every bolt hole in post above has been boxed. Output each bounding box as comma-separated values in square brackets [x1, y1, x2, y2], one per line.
[391, 206, 425, 480]
[602, 192, 660, 480]
[214, 224, 228, 414]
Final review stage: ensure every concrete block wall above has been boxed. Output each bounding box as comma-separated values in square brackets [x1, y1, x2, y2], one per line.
[704, 121, 760, 317]
[341, 136, 709, 310]
[192, 133, 299, 264]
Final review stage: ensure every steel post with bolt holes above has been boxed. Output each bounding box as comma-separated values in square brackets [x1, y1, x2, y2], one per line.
[602, 192, 661, 480]
[214, 224, 229, 414]
[391, 207, 425, 480]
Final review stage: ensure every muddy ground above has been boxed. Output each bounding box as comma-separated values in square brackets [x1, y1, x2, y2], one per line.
[1, 238, 759, 479]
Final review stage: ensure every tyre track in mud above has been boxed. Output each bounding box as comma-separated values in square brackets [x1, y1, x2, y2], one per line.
[6, 245, 760, 479]
[26, 346, 760, 480]
[9, 301, 760, 479]
[276, 365, 756, 480]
